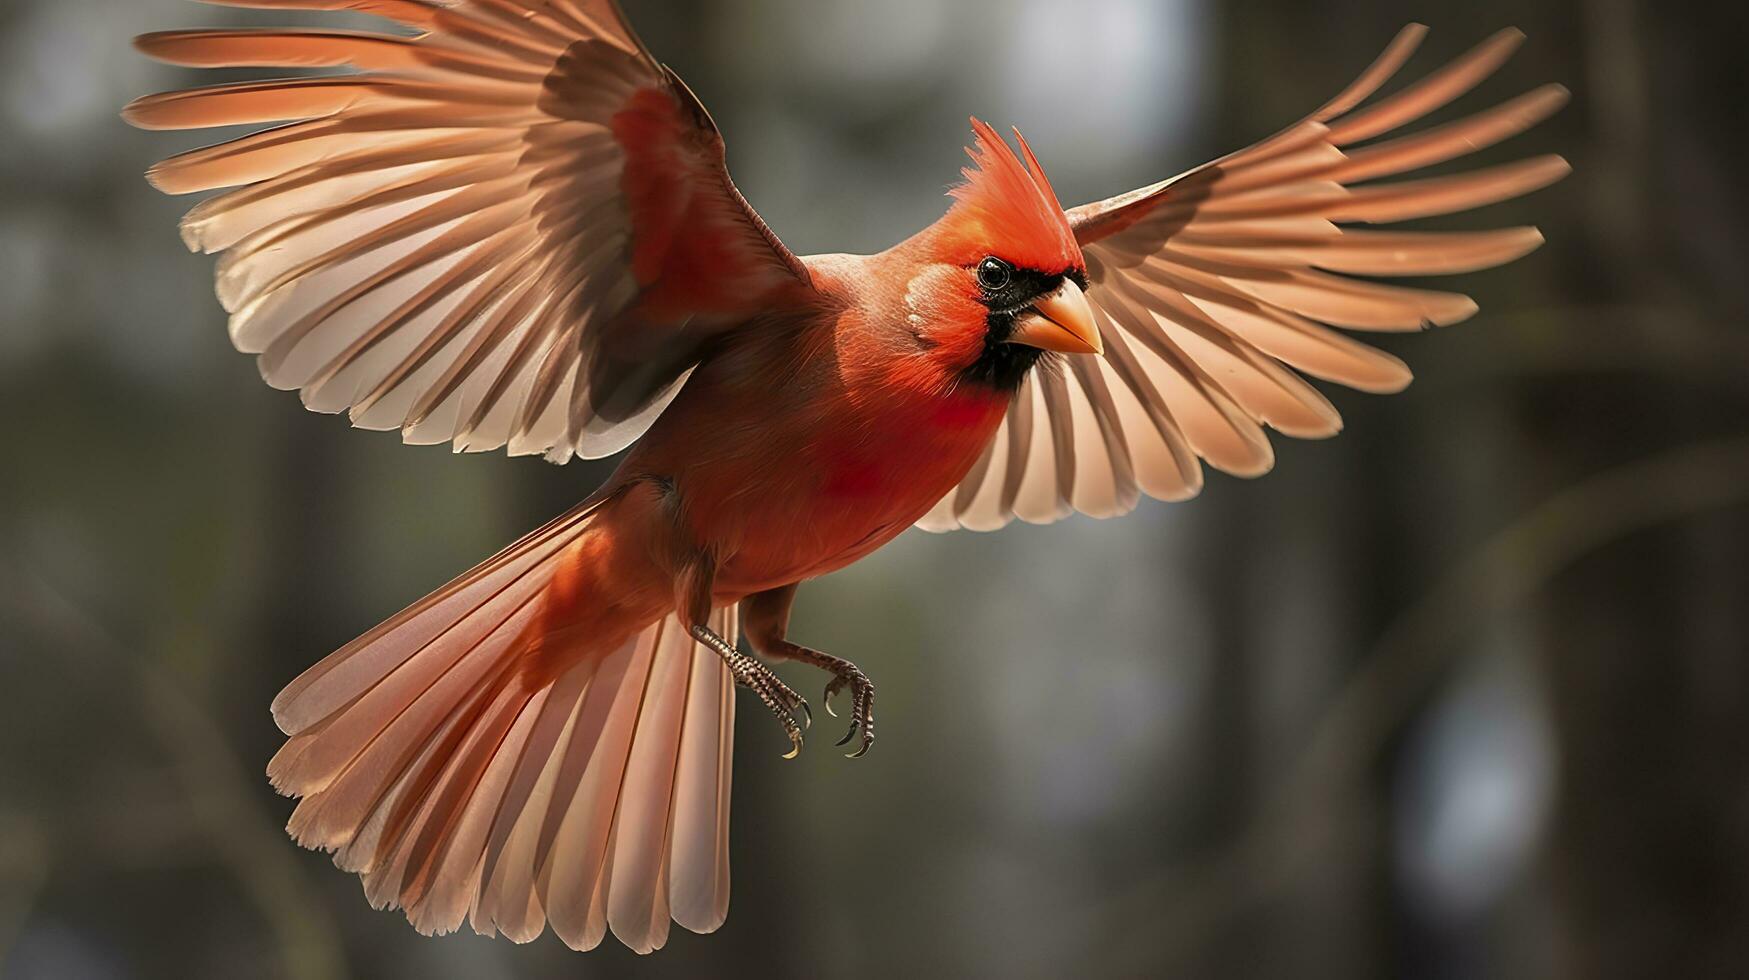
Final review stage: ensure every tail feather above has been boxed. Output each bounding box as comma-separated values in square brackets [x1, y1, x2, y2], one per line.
[535, 617, 662, 950]
[665, 626, 736, 933]
[606, 618, 705, 950]
[271, 502, 599, 736]
[471, 658, 596, 941]
[268, 504, 737, 953]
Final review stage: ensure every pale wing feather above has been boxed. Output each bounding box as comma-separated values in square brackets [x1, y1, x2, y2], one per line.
[131, 0, 809, 462]
[922, 25, 1567, 532]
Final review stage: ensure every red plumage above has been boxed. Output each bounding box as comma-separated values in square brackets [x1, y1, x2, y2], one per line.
[939, 119, 1084, 274]
[129, 5, 1566, 954]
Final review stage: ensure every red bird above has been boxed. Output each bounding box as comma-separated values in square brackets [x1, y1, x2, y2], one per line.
[129, 3, 1567, 954]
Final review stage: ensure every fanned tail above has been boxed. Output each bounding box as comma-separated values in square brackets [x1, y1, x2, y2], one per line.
[266, 503, 736, 953]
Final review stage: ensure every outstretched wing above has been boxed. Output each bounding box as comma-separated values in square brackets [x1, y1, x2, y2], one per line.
[919, 25, 1568, 532]
[128, 0, 813, 462]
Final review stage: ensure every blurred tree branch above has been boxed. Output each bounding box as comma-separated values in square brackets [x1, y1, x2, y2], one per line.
[1102, 431, 1749, 971]
[0, 567, 347, 980]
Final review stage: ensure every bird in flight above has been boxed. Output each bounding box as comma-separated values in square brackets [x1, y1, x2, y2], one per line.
[128, 1, 1568, 955]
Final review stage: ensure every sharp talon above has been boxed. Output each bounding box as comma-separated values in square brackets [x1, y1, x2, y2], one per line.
[700, 626, 823, 758]
[742, 644, 874, 761]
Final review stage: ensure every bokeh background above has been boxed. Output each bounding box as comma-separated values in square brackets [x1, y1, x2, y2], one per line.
[3, 0, 1747, 977]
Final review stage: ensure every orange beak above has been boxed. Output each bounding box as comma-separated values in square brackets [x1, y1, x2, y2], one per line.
[1008, 279, 1103, 356]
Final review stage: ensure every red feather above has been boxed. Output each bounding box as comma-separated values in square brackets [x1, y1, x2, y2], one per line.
[937, 118, 1083, 274]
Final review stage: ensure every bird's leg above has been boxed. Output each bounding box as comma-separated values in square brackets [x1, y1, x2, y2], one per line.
[742, 584, 877, 758]
[677, 554, 810, 758]
[688, 623, 811, 759]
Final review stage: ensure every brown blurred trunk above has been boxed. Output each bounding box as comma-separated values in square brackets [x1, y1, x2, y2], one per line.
[1537, 3, 1749, 978]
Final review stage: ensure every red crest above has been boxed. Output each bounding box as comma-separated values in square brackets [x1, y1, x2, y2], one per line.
[938, 118, 1083, 274]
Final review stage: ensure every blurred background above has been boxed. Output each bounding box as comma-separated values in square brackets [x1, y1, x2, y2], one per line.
[2, 0, 1746, 977]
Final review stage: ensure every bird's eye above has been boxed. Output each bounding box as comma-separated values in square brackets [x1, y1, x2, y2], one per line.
[977, 257, 1013, 291]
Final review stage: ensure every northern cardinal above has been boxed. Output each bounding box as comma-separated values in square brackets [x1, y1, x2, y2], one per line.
[128, 2, 1567, 954]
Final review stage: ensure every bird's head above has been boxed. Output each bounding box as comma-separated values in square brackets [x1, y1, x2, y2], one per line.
[903, 119, 1101, 391]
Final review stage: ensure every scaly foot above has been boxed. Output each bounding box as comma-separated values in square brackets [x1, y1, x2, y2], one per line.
[783, 646, 876, 758]
[690, 625, 812, 758]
